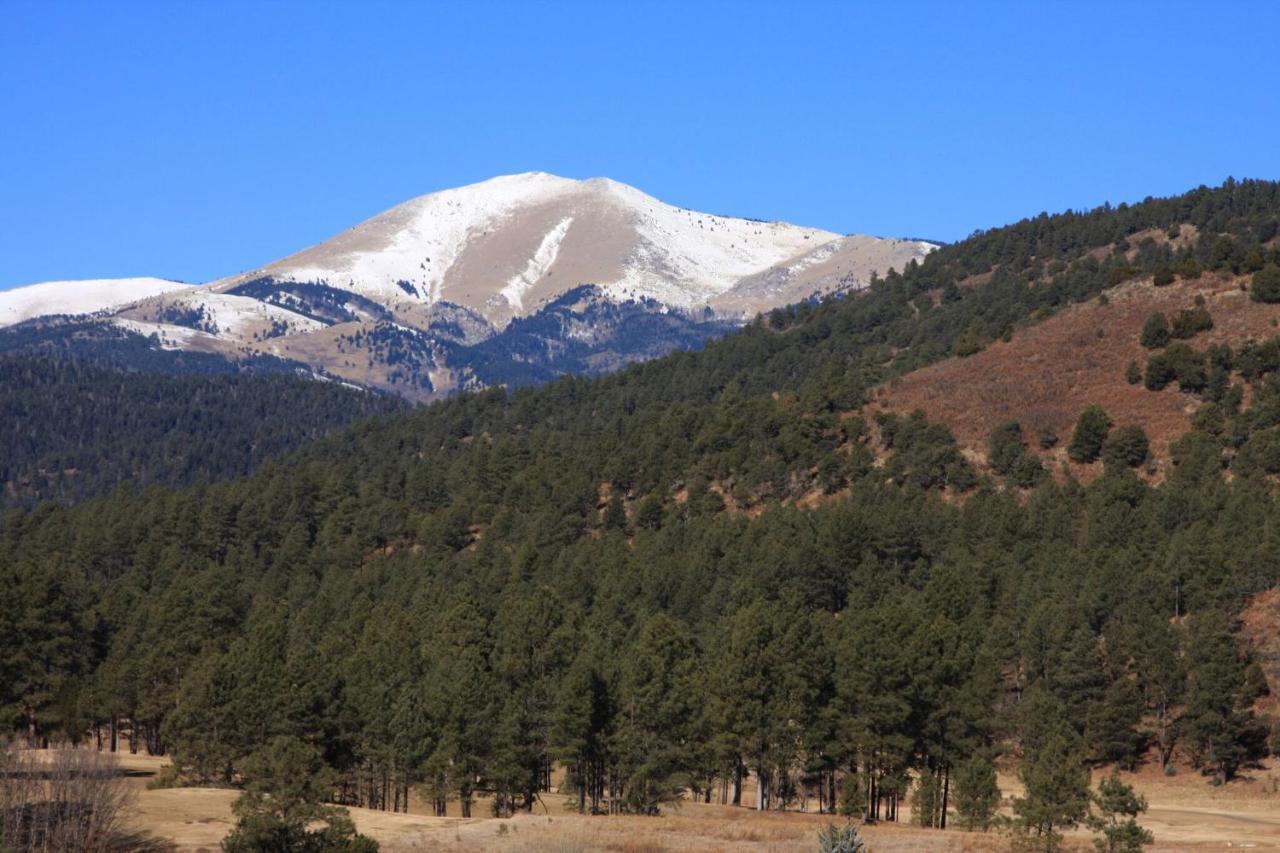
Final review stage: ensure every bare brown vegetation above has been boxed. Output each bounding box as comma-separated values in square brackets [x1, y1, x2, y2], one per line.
[873, 273, 1280, 480]
[0, 746, 169, 852]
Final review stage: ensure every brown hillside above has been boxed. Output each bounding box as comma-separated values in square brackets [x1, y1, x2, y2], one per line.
[869, 272, 1280, 480]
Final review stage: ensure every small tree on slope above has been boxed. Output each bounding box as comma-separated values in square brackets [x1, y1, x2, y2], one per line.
[1087, 771, 1153, 853]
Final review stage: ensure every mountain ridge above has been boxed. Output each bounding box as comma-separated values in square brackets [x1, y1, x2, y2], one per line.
[1, 172, 934, 399]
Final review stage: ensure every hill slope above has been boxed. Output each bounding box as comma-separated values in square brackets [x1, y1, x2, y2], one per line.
[3, 179, 1279, 833]
[0, 356, 407, 510]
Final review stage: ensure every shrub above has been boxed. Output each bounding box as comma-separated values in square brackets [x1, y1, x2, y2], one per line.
[1152, 266, 1176, 287]
[1147, 344, 1207, 393]
[1011, 453, 1047, 488]
[1144, 354, 1175, 391]
[1125, 361, 1142, 385]
[1139, 313, 1169, 349]
[1103, 425, 1150, 469]
[817, 821, 867, 853]
[1068, 406, 1113, 463]
[1170, 307, 1213, 339]
[988, 421, 1027, 475]
[1177, 255, 1202, 280]
[1251, 264, 1280, 303]
[0, 748, 152, 852]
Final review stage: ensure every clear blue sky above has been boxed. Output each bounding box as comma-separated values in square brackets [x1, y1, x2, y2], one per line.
[2, 1, 1278, 289]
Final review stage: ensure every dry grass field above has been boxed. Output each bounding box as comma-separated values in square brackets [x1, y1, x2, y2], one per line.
[103, 751, 1280, 852]
[871, 271, 1280, 481]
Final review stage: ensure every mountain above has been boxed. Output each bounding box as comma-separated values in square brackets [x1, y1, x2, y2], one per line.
[6, 180, 1280, 822]
[1, 173, 934, 399]
[0, 277, 192, 327]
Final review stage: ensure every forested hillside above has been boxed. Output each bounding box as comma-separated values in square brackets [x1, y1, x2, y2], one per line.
[0, 356, 407, 509]
[4, 180, 1280, 841]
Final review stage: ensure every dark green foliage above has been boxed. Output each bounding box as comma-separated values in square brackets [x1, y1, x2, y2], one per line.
[1013, 722, 1091, 851]
[1152, 267, 1175, 287]
[1177, 255, 1202, 280]
[223, 737, 378, 852]
[1103, 426, 1150, 469]
[988, 422, 1027, 475]
[1234, 428, 1280, 476]
[1139, 314, 1169, 349]
[988, 422, 1045, 487]
[1181, 614, 1271, 782]
[1086, 680, 1146, 768]
[221, 813, 378, 853]
[1125, 361, 1142, 385]
[1068, 406, 1113, 463]
[1169, 307, 1213, 340]
[1250, 264, 1280, 303]
[1088, 771, 1153, 852]
[1144, 344, 1206, 393]
[952, 756, 1000, 831]
[878, 410, 976, 489]
[0, 356, 406, 509]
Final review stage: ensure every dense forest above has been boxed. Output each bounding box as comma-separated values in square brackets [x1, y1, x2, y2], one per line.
[0, 357, 406, 509]
[3, 180, 1280, 848]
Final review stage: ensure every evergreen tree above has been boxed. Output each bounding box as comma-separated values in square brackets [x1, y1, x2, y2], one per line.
[1087, 771, 1152, 852]
[1102, 426, 1149, 469]
[614, 613, 700, 813]
[952, 756, 1000, 831]
[1068, 406, 1113, 463]
[1139, 314, 1169, 349]
[1012, 727, 1091, 852]
[1250, 264, 1280, 303]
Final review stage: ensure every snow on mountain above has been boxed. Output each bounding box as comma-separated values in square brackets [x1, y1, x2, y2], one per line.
[3, 173, 936, 400]
[113, 290, 327, 342]
[212, 172, 893, 325]
[501, 215, 574, 311]
[0, 278, 193, 328]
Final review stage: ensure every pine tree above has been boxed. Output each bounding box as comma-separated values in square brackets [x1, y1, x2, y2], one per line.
[1139, 314, 1169, 349]
[952, 756, 1000, 831]
[1013, 728, 1091, 851]
[1249, 264, 1280, 303]
[1068, 406, 1113, 464]
[1087, 771, 1152, 852]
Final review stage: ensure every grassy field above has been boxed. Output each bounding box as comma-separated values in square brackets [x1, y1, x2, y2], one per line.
[103, 751, 1280, 852]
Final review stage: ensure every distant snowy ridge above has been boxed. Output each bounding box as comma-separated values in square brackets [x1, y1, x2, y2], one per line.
[0, 278, 193, 328]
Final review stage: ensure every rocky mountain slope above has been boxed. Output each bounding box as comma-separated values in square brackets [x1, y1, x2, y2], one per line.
[0, 173, 933, 399]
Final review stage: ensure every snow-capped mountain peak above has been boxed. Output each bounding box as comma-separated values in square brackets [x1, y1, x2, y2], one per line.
[4, 173, 935, 400]
[214, 172, 865, 325]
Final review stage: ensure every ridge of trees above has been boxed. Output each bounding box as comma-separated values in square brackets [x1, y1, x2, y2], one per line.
[0, 356, 407, 509]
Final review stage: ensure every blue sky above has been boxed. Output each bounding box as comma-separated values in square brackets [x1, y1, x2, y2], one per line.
[2, 1, 1278, 289]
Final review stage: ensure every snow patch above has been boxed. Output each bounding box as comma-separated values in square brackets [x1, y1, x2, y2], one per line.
[261, 172, 578, 304]
[177, 292, 326, 340]
[0, 278, 193, 327]
[111, 318, 218, 350]
[501, 216, 573, 311]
